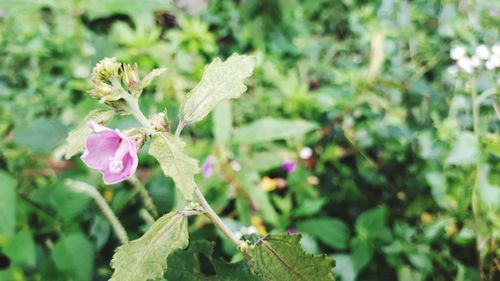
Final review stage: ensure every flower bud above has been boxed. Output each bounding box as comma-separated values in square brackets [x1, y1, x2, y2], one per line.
[91, 57, 121, 83]
[125, 128, 148, 149]
[149, 112, 169, 132]
[122, 63, 142, 96]
[89, 80, 116, 100]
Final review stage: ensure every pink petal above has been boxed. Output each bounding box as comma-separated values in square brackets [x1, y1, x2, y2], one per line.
[81, 132, 120, 169]
[88, 121, 114, 133]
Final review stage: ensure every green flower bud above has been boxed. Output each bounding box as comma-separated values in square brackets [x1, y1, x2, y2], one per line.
[92, 57, 121, 83]
[89, 80, 116, 100]
[149, 112, 169, 132]
[122, 63, 142, 96]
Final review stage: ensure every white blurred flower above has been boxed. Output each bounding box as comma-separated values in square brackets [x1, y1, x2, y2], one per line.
[450, 46, 467, 60]
[230, 160, 241, 171]
[299, 147, 313, 159]
[485, 54, 500, 70]
[492, 44, 500, 56]
[234, 225, 257, 240]
[475, 45, 490, 60]
[457, 57, 474, 73]
[470, 55, 482, 67]
[447, 65, 459, 76]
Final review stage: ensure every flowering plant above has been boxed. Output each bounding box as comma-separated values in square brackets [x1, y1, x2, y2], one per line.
[64, 56, 336, 281]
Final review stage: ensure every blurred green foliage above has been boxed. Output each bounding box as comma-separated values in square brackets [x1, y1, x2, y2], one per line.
[0, 0, 499, 280]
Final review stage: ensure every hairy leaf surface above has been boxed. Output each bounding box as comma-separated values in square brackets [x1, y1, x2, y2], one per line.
[180, 54, 255, 125]
[148, 133, 199, 201]
[110, 212, 189, 281]
[250, 234, 335, 281]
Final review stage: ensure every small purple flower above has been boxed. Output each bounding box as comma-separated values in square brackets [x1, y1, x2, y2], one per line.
[282, 160, 296, 173]
[202, 155, 216, 177]
[287, 228, 300, 234]
[81, 121, 138, 184]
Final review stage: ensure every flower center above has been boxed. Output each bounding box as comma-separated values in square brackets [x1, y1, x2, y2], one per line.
[109, 158, 124, 174]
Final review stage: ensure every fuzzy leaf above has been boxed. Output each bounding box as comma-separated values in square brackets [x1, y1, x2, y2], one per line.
[141, 67, 167, 89]
[110, 211, 189, 281]
[233, 118, 318, 144]
[250, 234, 335, 281]
[148, 133, 200, 201]
[180, 53, 255, 125]
[65, 108, 114, 159]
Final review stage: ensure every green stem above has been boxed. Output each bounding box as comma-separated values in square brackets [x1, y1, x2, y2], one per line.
[120, 90, 153, 132]
[174, 119, 186, 137]
[470, 77, 485, 280]
[66, 180, 129, 244]
[193, 187, 247, 251]
[129, 176, 159, 218]
[128, 102, 246, 252]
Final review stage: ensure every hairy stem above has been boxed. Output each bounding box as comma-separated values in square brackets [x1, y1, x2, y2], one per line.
[193, 187, 247, 251]
[470, 78, 486, 280]
[129, 176, 159, 218]
[123, 93, 153, 131]
[174, 119, 185, 137]
[66, 180, 129, 244]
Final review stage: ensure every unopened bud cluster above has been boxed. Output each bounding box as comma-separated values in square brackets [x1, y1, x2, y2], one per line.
[88, 57, 165, 105]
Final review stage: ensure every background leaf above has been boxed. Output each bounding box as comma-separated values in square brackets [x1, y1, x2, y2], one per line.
[180, 53, 255, 124]
[52, 233, 94, 281]
[13, 118, 67, 153]
[250, 234, 335, 281]
[0, 171, 17, 237]
[233, 118, 318, 144]
[355, 206, 391, 242]
[296, 217, 350, 249]
[110, 211, 189, 281]
[4, 231, 36, 267]
[445, 132, 479, 165]
[148, 133, 200, 201]
[166, 240, 261, 281]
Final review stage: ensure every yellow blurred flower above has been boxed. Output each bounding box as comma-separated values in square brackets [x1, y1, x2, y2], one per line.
[420, 212, 433, 224]
[251, 216, 267, 235]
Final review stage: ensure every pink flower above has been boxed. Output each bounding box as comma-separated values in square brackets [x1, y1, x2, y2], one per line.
[81, 122, 138, 184]
[201, 155, 216, 178]
[282, 160, 296, 173]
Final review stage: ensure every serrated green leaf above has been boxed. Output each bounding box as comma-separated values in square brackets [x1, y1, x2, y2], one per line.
[148, 133, 200, 201]
[65, 108, 114, 159]
[180, 53, 255, 125]
[166, 240, 261, 281]
[110, 211, 189, 281]
[233, 118, 318, 144]
[0, 170, 16, 237]
[296, 217, 350, 250]
[250, 234, 335, 281]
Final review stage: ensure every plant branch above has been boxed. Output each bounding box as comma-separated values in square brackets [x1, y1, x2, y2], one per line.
[174, 119, 186, 137]
[66, 179, 129, 244]
[122, 92, 153, 131]
[193, 186, 248, 251]
[128, 175, 159, 218]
